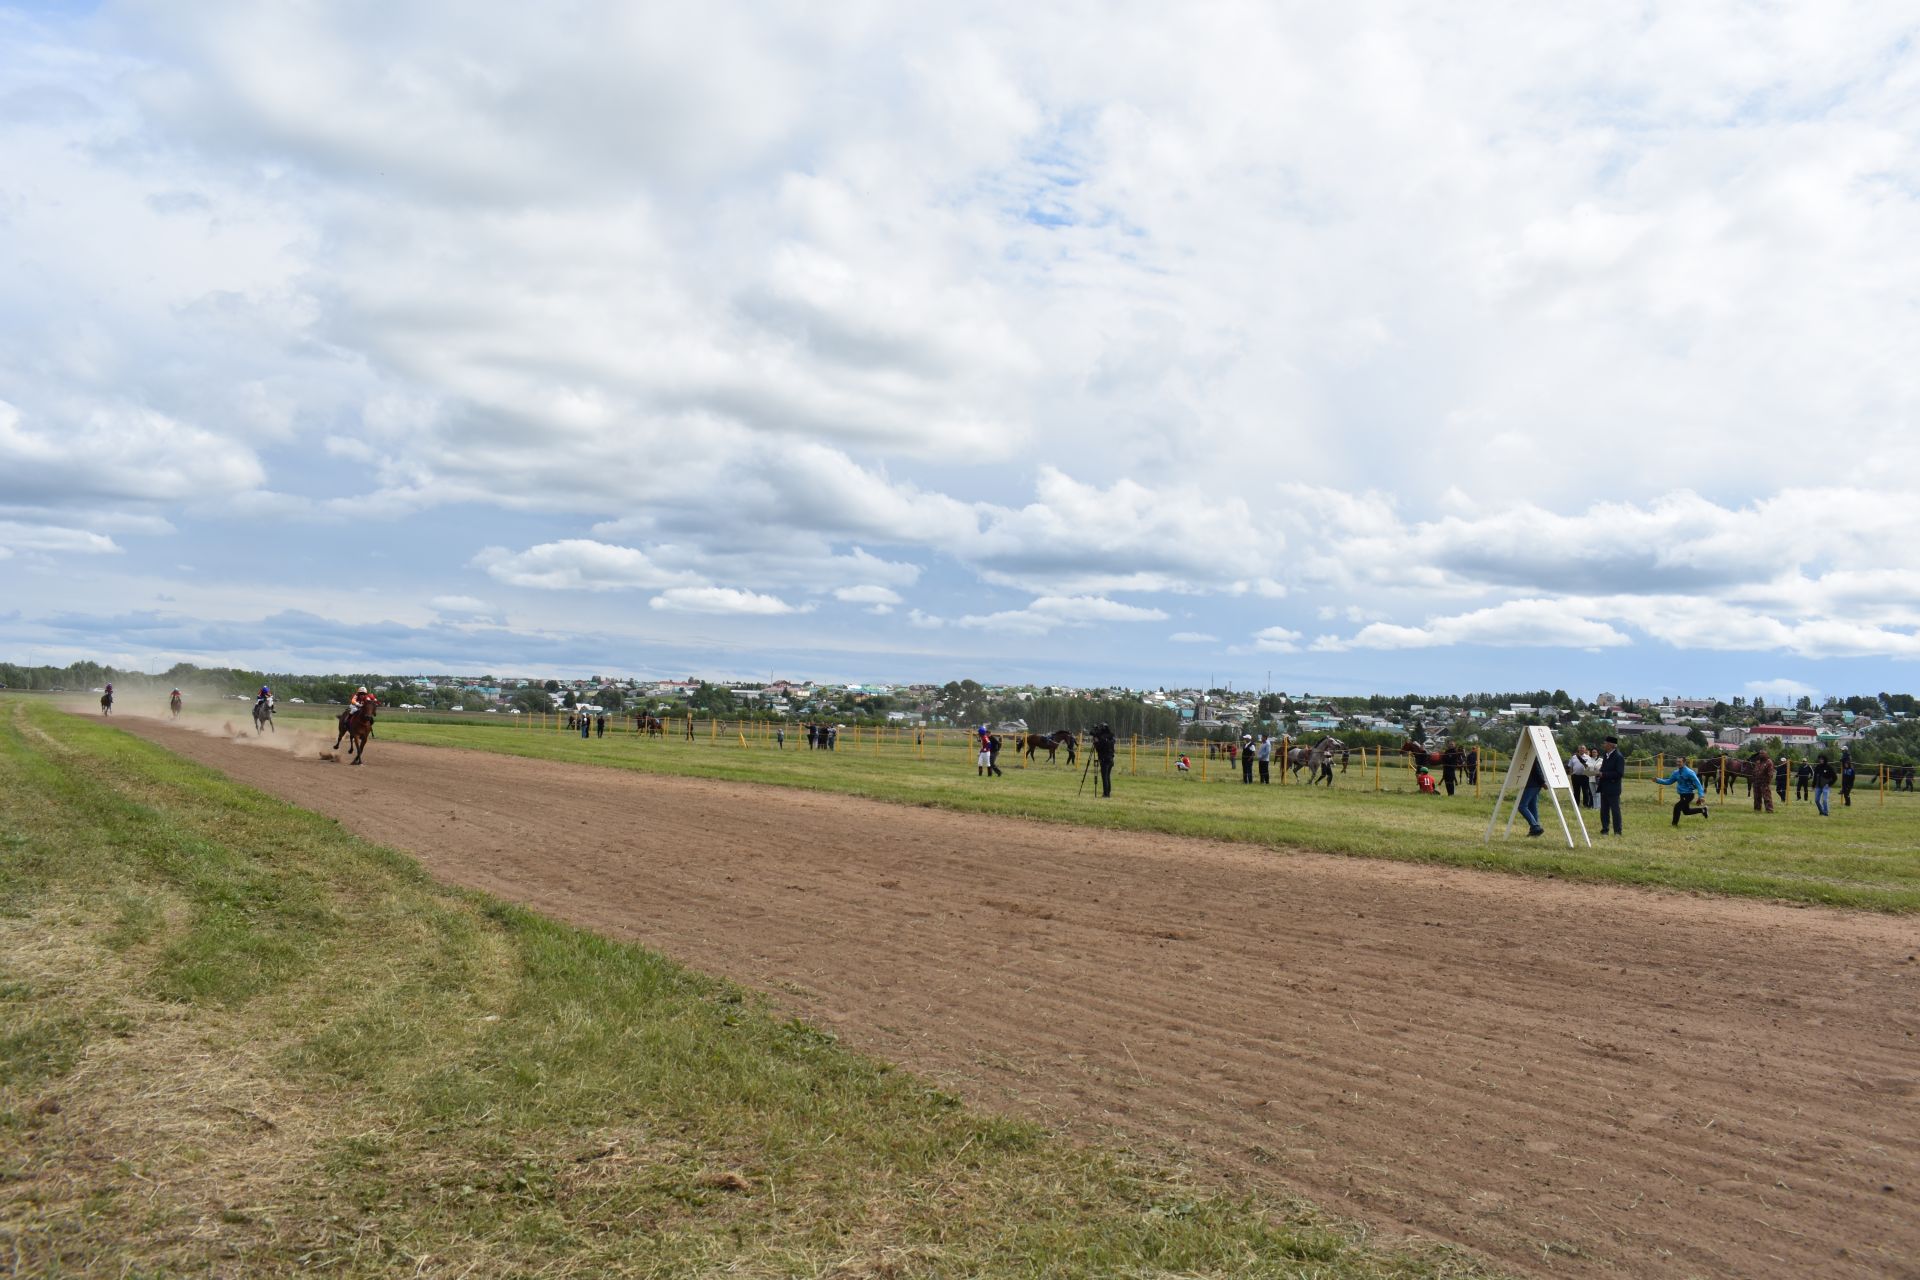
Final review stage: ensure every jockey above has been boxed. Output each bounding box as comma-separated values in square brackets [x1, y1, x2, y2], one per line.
[348, 685, 377, 714]
[105, 683, 113, 693]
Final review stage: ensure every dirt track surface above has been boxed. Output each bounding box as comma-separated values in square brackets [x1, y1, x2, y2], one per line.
[119, 717, 1919, 1279]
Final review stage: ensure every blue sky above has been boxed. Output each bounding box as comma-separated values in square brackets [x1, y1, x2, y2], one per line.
[5, 2, 1920, 702]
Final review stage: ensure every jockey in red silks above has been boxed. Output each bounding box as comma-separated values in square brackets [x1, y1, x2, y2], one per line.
[348, 685, 378, 715]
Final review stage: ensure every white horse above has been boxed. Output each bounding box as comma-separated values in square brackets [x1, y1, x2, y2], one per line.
[1286, 735, 1345, 784]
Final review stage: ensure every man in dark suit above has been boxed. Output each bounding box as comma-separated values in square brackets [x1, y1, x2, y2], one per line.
[1596, 734, 1626, 836]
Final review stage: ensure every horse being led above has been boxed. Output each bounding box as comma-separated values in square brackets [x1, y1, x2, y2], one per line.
[253, 697, 275, 734]
[1287, 736, 1344, 785]
[334, 701, 376, 765]
[1021, 730, 1077, 764]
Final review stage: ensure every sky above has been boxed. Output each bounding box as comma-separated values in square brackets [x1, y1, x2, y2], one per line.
[4, 1, 1920, 702]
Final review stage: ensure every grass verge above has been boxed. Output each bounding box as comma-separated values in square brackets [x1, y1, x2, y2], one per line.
[262, 707, 1920, 912]
[0, 698, 1491, 1278]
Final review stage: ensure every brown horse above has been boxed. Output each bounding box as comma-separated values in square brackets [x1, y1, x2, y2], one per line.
[169, 692, 182, 719]
[99, 690, 113, 716]
[1399, 740, 1446, 768]
[334, 702, 376, 765]
[1021, 730, 1077, 764]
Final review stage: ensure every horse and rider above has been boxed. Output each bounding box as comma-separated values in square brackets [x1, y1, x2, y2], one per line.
[169, 688, 182, 719]
[100, 683, 114, 716]
[253, 685, 275, 733]
[334, 685, 378, 765]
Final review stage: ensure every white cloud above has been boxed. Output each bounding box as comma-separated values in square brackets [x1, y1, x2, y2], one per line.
[430, 595, 492, 616]
[832, 584, 904, 606]
[1249, 626, 1302, 653]
[648, 586, 804, 616]
[0, 401, 265, 505]
[1322, 600, 1632, 651]
[474, 540, 705, 592]
[0, 520, 121, 556]
[1169, 631, 1217, 643]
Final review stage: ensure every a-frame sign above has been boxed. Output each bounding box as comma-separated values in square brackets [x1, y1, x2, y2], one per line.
[1484, 725, 1591, 848]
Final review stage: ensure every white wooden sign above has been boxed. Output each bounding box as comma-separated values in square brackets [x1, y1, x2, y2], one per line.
[1484, 725, 1591, 848]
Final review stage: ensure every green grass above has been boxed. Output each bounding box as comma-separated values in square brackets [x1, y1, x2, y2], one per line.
[258, 707, 1920, 912]
[0, 696, 1491, 1278]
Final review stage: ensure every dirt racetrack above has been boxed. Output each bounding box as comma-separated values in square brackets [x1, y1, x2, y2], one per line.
[119, 717, 1918, 1279]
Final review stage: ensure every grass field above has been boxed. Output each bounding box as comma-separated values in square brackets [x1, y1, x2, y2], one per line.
[0, 696, 1491, 1278]
[255, 702, 1920, 912]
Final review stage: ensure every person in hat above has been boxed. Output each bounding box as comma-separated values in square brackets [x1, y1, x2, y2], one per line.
[1595, 734, 1627, 836]
[1241, 734, 1256, 784]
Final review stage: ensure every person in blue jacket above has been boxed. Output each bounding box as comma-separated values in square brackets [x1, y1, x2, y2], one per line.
[1654, 756, 1711, 826]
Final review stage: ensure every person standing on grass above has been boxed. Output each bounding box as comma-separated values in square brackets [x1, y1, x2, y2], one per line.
[1796, 758, 1813, 799]
[579, 711, 591, 740]
[1567, 746, 1592, 808]
[1257, 735, 1272, 784]
[1749, 747, 1774, 813]
[1091, 722, 1117, 798]
[987, 732, 1004, 777]
[1840, 749, 1856, 806]
[1517, 755, 1547, 837]
[595, 712, 606, 738]
[1596, 735, 1626, 836]
[1241, 735, 1256, 783]
[1775, 754, 1790, 804]
[1441, 743, 1462, 796]
[977, 735, 993, 776]
[1655, 757, 1710, 826]
[1813, 755, 1836, 816]
[775, 726, 784, 749]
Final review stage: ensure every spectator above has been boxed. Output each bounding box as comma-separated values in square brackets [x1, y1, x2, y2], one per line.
[1257, 735, 1272, 784]
[1517, 755, 1546, 837]
[1441, 744, 1462, 796]
[1567, 746, 1592, 808]
[1813, 755, 1836, 816]
[1775, 756, 1790, 804]
[579, 711, 591, 740]
[1596, 736, 1626, 836]
[595, 712, 606, 738]
[1091, 723, 1117, 798]
[1840, 749, 1856, 806]
[1241, 735, 1255, 784]
[775, 726, 784, 749]
[1795, 759, 1813, 800]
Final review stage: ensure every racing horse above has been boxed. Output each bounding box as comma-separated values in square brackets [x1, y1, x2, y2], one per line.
[99, 689, 113, 716]
[169, 691, 182, 719]
[1287, 735, 1345, 785]
[334, 700, 376, 765]
[1020, 729, 1078, 765]
[252, 697, 275, 734]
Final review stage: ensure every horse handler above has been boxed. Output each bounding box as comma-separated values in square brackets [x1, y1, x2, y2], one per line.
[1750, 748, 1775, 813]
[1655, 757, 1710, 826]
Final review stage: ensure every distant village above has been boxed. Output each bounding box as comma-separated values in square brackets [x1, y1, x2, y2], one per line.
[360, 674, 1895, 752]
[5, 658, 1907, 754]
